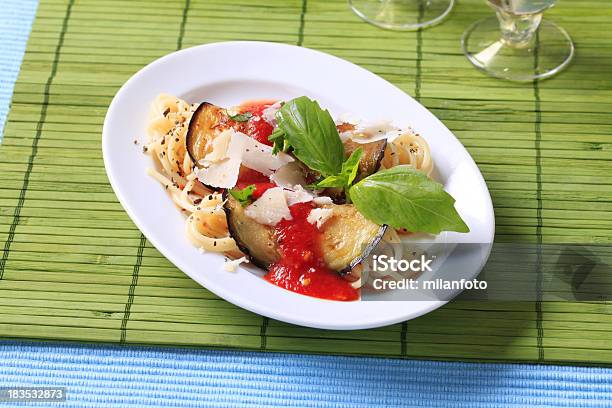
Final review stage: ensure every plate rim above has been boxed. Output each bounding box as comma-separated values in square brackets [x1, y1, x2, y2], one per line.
[102, 40, 495, 330]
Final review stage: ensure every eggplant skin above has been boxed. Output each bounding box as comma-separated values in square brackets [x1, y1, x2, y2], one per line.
[326, 139, 388, 204]
[224, 192, 386, 275]
[343, 139, 387, 182]
[319, 204, 387, 276]
[336, 122, 387, 182]
[186, 102, 230, 166]
[223, 191, 281, 270]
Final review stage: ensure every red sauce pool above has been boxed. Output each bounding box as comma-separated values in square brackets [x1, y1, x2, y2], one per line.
[264, 203, 359, 301]
[235, 168, 275, 199]
[232, 101, 277, 197]
[236, 100, 275, 146]
[234, 101, 356, 301]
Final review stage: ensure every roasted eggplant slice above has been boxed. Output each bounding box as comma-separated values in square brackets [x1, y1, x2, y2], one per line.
[224, 191, 280, 270]
[186, 102, 231, 166]
[336, 122, 387, 181]
[343, 139, 387, 182]
[223, 192, 386, 274]
[325, 139, 388, 203]
[319, 204, 386, 275]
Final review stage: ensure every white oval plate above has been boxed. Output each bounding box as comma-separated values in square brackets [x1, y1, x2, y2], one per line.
[103, 41, 494, 330]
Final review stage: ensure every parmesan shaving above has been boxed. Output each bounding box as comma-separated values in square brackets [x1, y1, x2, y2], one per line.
[284, 185, 314, 206]
[350, 120, 404, 144]
[313, 196, 333, 205]
[195, 128, 294, 188]
[244, 185, 316, 226]
[196, 129, 245, 188]
[338, 118, 412, 144]
[270, 162, 307, 188]
[199, 129, 232, 164]
[245, 187, 292, 226]
[232, 130, 294, 176]
[357, 120, 397, 136]
[262, 102, 281, 125]
[226, 106, 242, 117]
[307, 207, 333, 229]
[224, 256, 249, 272]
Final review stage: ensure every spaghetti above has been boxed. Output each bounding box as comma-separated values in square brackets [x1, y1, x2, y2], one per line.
[144, 94, 435, 262]
[145, 94, 240, 256]
[382, 130, 434, 177]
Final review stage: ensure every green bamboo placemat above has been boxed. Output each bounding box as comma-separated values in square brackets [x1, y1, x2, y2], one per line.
[1, 0, 610, 365]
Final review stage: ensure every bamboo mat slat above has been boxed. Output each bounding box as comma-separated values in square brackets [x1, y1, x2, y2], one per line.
[0, 0, 610, 365]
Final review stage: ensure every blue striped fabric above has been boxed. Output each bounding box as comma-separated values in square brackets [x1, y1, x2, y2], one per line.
[1, 2, 612, 407]
[0, 341, 611, 408]
[0, 0, 37, 140]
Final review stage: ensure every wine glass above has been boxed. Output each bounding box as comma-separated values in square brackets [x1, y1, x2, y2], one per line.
[349, 0, 455, 31]
[462, 0, 574, 81]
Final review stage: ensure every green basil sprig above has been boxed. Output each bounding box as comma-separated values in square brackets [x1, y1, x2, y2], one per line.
[228, 111, 253, 122]
[229, 184, 256, 206]
[349, 166, 469, 234]
[272, 96, 344, 177]
[315, 147, 363, 190]
[269, 128, 291, 155]
[267, 96, 469, 234]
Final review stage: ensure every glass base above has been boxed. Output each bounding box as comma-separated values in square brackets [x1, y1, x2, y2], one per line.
[349, 0, 454, 31]
[462, 16, 574, 82]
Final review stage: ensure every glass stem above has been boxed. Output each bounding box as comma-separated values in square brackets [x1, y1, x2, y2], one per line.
[495, 8, 542, 48]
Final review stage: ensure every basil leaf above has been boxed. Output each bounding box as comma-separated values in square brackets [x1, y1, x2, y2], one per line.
[228, 111, 253, 122]
[268, 128, 285, 141]
[271, 140, 281, 155]
[271, 137, 290, 155]
[349, 166, 470, 234]
[315, 147, 363, 189]
[229, 184, 256, 206]
[315, 175, 346, 189]
[275, 96, 344, 177]
[342, 147, 363, 186]
[269, 128, 289, 155]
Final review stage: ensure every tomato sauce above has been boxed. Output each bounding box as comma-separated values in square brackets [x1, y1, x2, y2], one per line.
[233, 100, 278, 199]
[235, 168, 275, 199]
[235, 100, 275, 146]
[264, 202, 359, 301]
[235, 100, 356, 301]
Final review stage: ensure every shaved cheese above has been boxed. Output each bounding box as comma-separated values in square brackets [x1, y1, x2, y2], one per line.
[262, 102, 281, 125]
[351, 128, 404, 144]
[195, 129, 293, 188]
[232, 130, 293, 176]
[349, 120, 405, 144]
[284, 185, 314, 206]
[195, 131, 243, 188]
[244, 185, 314, 226]
[195, 158, 241, 188]
[338, 118, 413, 145]
[357, 120, 397, 136]
[313, 196, 333, 205]
[244, 186, 316, 226]
[307, 207, 334, 229]
[245, 187, 292, 226]
[226, 106, 240, 117]
[270, 162, 307, 188]
[199, 129, 232, 164]
[336, 115, 404, 143]
[224, 256, 249, 272]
